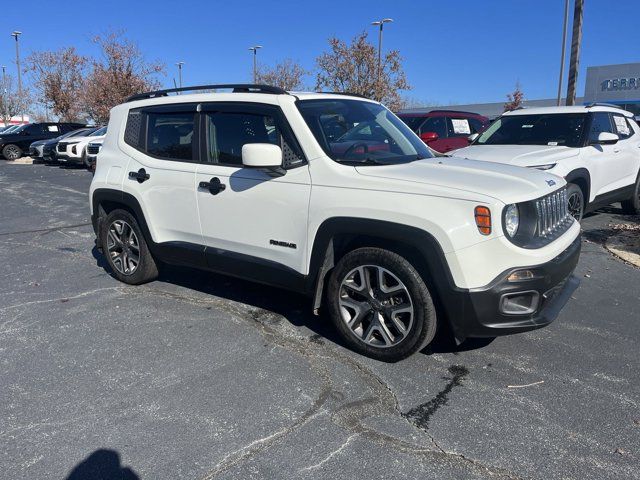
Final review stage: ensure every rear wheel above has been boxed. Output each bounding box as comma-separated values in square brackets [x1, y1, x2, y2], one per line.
[621, 172, 640, 215]
[2, 144, 22, 161]
[99, 209, 158, 285]
[327, 247, 437, 362]
[567, 183, 584, 222]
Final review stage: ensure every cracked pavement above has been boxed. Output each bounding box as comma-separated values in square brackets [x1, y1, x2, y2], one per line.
[1, 163, 639, 479]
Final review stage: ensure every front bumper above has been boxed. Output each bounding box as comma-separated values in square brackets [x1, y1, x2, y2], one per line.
[445, 236, 581, 341]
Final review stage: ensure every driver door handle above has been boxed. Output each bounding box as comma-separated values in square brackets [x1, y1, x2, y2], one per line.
[199, 177, 226, 195]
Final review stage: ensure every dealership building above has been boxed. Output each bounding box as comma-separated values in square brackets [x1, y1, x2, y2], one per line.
[404, 62, 640, 119]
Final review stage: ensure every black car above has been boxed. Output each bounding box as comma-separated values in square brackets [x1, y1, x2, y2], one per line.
[41, 127, 98, 164]
[0, 122, 86, 160]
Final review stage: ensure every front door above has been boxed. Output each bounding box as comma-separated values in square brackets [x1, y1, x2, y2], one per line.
[195, 102, 311, 287]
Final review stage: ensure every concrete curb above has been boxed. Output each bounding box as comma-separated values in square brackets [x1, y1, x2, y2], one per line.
[5, 157, 34, 165]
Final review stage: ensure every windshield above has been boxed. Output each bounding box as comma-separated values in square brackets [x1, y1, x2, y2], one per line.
[12, 125, 28, 133]
[92, 126, 107, 136]
[1, 125, 18, 134]
[297, 99, 432, 165]
[476, 113, 587, 148]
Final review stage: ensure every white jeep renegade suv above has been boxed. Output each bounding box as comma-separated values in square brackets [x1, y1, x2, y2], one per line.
[90, 84, 581, 361]
[453, 104, 640, 221]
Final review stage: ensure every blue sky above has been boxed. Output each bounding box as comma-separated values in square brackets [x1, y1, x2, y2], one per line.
[1, 0, 638, 105]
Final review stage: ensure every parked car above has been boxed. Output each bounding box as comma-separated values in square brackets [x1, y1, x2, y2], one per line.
[29, 139, 49, 161]
[86, 138, 104, 172]
[0, 122, 86, 160]
[40, 128, 98, 164]
[90, 84, 580, 361]
[451, 104, 640, 220]
[397, 110, 489, 153]
[57, 126, 107, 167]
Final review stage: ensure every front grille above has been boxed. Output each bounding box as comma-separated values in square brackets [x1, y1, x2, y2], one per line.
[57, 143, 67, 153]
[87, 144, 101, 155]
[534, 188, 572, 239]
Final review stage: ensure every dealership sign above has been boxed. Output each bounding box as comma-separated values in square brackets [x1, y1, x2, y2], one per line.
[601, 77, 640, 91]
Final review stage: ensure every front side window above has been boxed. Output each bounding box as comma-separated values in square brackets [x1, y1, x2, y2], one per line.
[297, 99, 432, 165]
[146, 112, 195, 161]
[420, 116, 447, 137]
[588, 112, 614, 142]
[477, 113, 587, 148]
[205, 111, 280, 166]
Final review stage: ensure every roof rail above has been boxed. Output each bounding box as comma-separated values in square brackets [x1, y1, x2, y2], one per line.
[322, 91, 371, 99]
[585, 102, 626, 110]
[125, 84, 288, 102]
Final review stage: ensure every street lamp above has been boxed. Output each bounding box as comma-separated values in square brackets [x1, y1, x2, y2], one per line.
[371, 18, 393, 101]
[176, 61, 185, 89]
[11, 31, 23, 122]
[1, 66, 6, 94]
[248, 45, 262, 83]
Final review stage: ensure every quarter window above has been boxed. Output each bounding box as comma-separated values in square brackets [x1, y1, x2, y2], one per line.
[612, 114, 633, 140]
[146, 111, 195, 161]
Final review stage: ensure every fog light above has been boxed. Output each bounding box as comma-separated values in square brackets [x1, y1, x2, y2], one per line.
[507, 270, 536, 282]
[500, 291, 539, 315]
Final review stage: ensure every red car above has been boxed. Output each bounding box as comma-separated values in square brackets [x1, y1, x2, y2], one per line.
[397, 110, 489, 153]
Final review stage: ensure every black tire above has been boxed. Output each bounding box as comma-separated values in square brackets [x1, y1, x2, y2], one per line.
[2, 144, 22, 161]
[82, 149, 91, 169]
[326, 247, 437, 362]
[99, 209, 158, 285]
[567, 183, 584, 222]
[621, 172, 640, 215]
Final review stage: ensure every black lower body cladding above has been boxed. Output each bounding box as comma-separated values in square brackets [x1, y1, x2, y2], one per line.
[443, 236, 581, 342]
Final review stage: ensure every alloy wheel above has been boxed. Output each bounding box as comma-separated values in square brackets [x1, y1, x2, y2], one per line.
[106, 220, 140, 275]
[568, 192, 583, 220]
[4, 145, 20, 161]
[338, 265, 414, 348]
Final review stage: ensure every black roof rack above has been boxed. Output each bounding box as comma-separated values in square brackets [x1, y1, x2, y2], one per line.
[322, 91, 371, 99]
[584, 102, 626, 110]
[126, 84, 288, 102]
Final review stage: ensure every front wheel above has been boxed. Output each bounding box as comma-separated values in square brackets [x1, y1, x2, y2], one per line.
[99, 209, 158, 285]
[2, 144, 22, 161]
[567, 183, 584, 222]
[621, 172, 640, 215]
[326, 247, 437, 362]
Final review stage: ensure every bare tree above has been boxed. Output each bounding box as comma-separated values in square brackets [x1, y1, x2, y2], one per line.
[25, 47, 88, 122]
[83, 31, 165, 123]
[0, 75, 29, 125]
[504, 82, 525, 112]
[256, 59, 308, 91]
[315, 31, 410, 111]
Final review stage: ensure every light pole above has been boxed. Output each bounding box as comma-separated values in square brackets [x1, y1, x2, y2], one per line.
[176, 61, 185, 89]
[11, 31, 23, 122]
[566, 0, 584, 106]
[371, 18, 393, 101]
[1, 65, 6, 94]
[556, 0, 569, 106]
[248, 45, 262, 83]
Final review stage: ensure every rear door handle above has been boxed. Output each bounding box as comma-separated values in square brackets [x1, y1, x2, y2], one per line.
[199, 177, 226, 195]
[128, 168, 150, 183]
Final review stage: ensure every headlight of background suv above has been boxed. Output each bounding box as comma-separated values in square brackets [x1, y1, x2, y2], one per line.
[529, 163, 557, 170]
[504, 204, 519, 237]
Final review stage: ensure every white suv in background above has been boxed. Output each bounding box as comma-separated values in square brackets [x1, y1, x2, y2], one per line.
[452, 105, 640, 220]
[57, 126, 107, 168]
[89, 84, 581, 361]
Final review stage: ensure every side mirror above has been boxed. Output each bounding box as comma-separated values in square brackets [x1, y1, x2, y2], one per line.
[242, 143, 285, 176]
[592, 131, 619, 145]
[419, 131, 439, 143]
[468, 133, 479, 142]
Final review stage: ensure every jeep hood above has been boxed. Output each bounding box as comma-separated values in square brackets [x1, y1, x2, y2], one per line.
[355, 156, 564, 204]
[451, 144, 579, 168]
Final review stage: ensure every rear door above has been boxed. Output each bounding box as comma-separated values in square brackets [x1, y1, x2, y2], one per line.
[610, 113, 640, 190]
[120, 103, 203, 259]
[195, 102, 311, 281]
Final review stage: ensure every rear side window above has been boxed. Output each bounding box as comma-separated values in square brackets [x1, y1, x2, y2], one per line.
[146, 112, 195, 161]
[468, 118, 486, 134]
[611, 114, 633, 140]
[447, 117, 472, 137]
[589, 112, 614, 141]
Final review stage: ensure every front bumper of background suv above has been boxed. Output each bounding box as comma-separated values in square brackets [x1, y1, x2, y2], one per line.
[443, 235, 581, 342]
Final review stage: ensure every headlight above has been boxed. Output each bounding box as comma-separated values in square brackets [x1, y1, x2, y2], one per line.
[529, 163, 556, 170]
[504, 204, 519, 237]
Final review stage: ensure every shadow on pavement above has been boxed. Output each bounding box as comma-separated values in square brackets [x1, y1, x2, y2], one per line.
[65, 449, 139, 480]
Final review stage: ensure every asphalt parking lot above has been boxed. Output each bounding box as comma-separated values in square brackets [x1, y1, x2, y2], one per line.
[1, 162, 639, 480]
